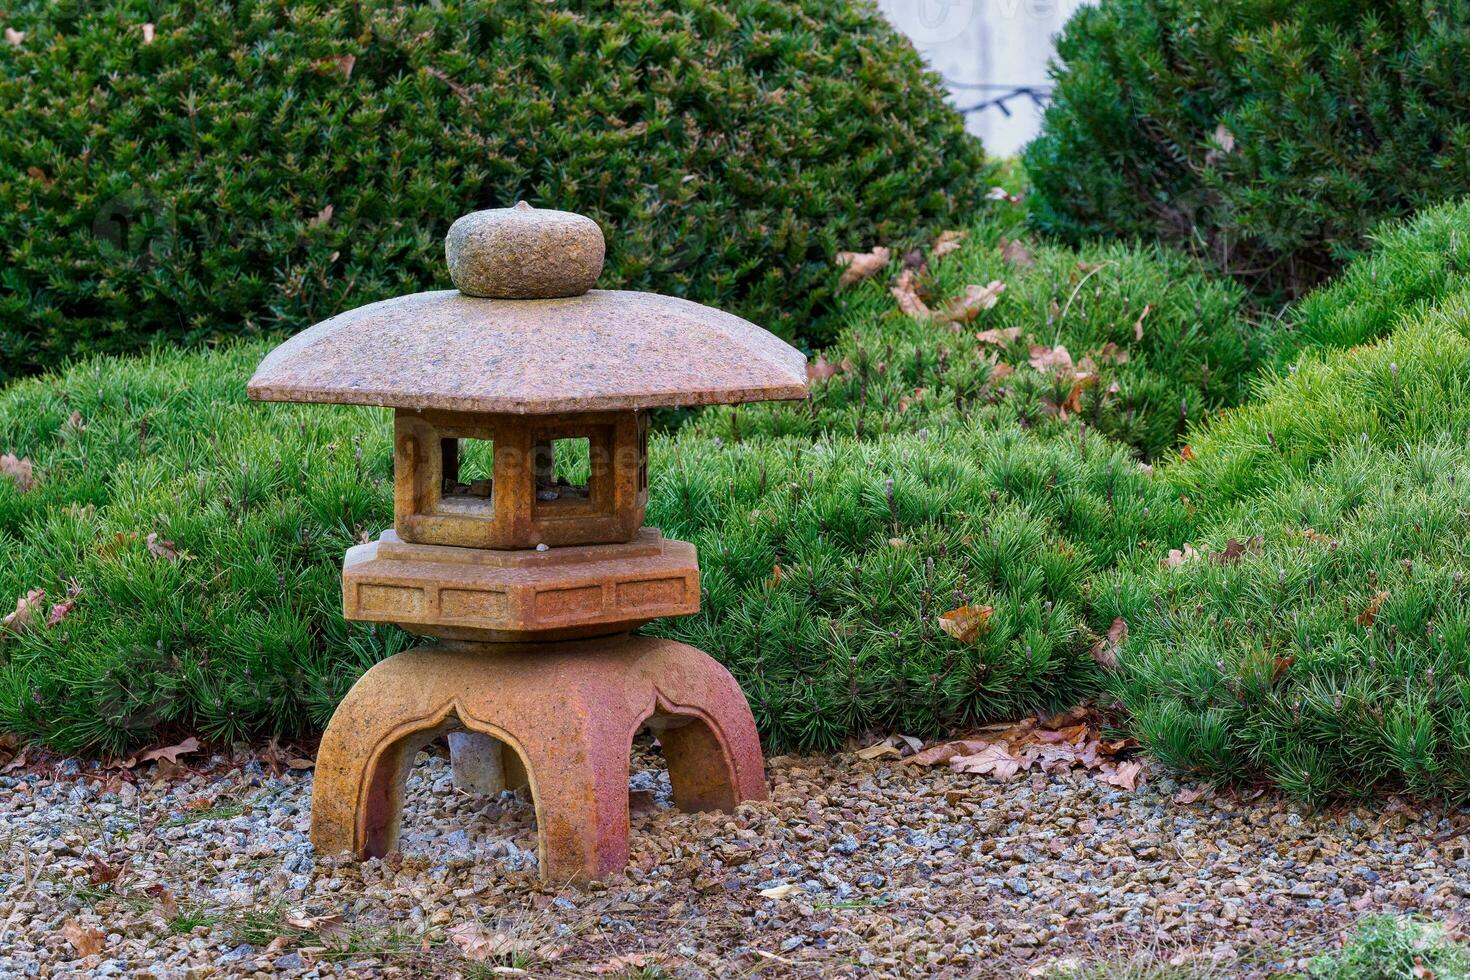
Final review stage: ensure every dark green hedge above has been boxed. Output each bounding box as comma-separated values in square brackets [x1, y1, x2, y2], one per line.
[0, 0, 989, 381]
[1024, 0, 1470, 299]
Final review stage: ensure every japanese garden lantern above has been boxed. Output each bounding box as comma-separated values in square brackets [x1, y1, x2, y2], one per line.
[247, 203, 808, 881]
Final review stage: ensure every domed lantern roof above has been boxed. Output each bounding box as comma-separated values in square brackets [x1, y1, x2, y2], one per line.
[246, 203, 809, 414]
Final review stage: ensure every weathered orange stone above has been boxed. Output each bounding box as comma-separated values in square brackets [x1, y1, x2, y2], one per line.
[249, 203, 807, 882]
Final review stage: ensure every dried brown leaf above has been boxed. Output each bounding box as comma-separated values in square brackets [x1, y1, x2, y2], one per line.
[1098, 760, 1145, 791]
[1357, 590, 1390, 628]
[2, 588, 44, 636]
[976, 326, 1022, 346]
[890, 268, 933, 319]
[1028, 344, 1074, 373]
[951, 743, 1023, 781]
[938, 605, 993, 643]
[1133, 303, 1153, 342]
[1211, 536, 1263, 565]
[908, 739, 993, 767]
[944, 280, 1006, 323]
[448, 921, 533, 961]
[128, 736, 200, 768]
[1162, 543, 1202, 568]
[60, 919, 105, 957]
[931, 230, 968, 261]
[999, 237, 1035, 267]
[835, 246, 891, 288]
[806, 354, 842, 384]
[1090, 617, 1127, 671]
[0, 453, 34, 493]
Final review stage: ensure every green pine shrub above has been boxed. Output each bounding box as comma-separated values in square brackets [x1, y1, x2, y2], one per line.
[1103, 307, 1470, 804]
[0, 334, 1187, 755]
[1307, 916, 1470, 979]
[1275, 198, 1470, 364]
[0, 0, 988, 381]
[1025, 0, 1470, 299]
[692, 208, 1257, 460]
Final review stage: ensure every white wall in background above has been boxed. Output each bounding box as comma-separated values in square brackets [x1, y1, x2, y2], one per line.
[876, 0, 1088, 157]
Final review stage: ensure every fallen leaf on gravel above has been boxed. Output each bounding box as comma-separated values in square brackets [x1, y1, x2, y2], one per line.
[759, 883, 799, 899]
[1028, 344, 1073, 373]
[932, 230, 967, 261]
[951, 743, 1023, 781]
[999, 237, 1035, 267]
[2, 588, 44, 636]
[60, 919, 105, 956]
[836, 246, 891, 287]
[1163, 543, 1201, 568]
[146, 884, 178, 921]
[1173, 785, 1211, 805]
[856, 741, 901, 761]
[890, 268, 933, 319]
[1357, 590, 1390, 627]
[857, 733, 923, 761]
[87, 854, 126, 885]
[287, 757, 315, 770]
[1090, 617, 1127, 671]
[1, 453, 34, 492]
[944, 281, 1005, 322]
[288, 912, 345, 935]
[938, 605, 993, 643]
[1098, 760, 1145, 791]
[117, 736, 201, 769]
[907, 739, 994, 767]
[2, 747, 28, 773]
[592, 952, 665, 974]
[976, 326, 1022, 346]
[449, 921, 537, 961]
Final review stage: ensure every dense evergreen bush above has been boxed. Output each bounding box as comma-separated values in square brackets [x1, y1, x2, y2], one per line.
[1105, 304, 1470, 804]
[0, 339, 1184, 755]
[1025, 0, 1470, 299]
[0, 0, 988, 381]
[695, 206, 1256, 460]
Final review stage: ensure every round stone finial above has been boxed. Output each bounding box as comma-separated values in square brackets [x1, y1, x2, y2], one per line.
[445, 202, 605, 300]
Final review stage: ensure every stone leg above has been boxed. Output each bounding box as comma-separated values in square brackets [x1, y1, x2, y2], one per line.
[448, 732, 531, 795]
[310, 635, 767, 882]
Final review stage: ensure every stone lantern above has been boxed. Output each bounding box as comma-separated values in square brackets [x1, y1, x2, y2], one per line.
[247, 203, 807, 881]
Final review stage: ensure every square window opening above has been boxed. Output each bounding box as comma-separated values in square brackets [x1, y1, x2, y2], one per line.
[442, 437, 494, 509]
[535, 437, 592, 507]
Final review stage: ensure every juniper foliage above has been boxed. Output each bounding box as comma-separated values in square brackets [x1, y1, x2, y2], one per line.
[693, 204, 1256, 460]
[1105, 305, 1470, 804]
[1025, 0, 1470, 299]
[0, 339, 1183, 755]
[0, 0, 987, 380]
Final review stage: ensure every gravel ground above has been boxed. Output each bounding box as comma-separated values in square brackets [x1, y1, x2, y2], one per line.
[2, 738, 1468, 979]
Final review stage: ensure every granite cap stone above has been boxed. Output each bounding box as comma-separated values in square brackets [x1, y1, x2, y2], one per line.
[248, 204, 809, 414]
[247, 288, 808, 413]
[446, 202, 605, 299]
